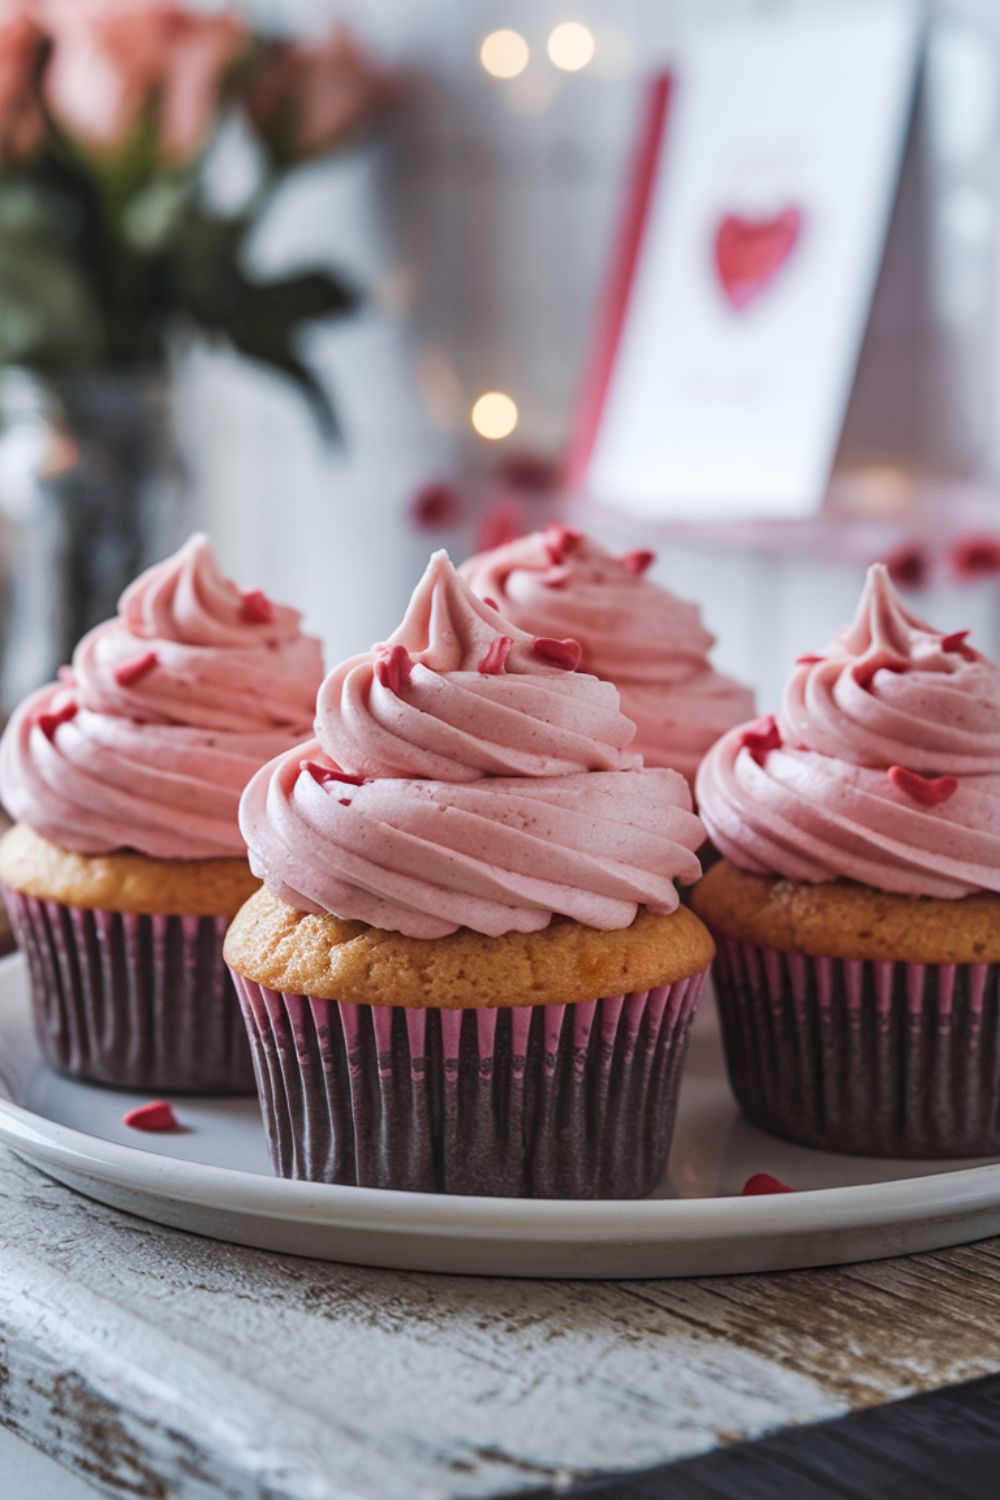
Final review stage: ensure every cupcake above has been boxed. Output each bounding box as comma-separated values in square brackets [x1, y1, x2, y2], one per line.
[0, 534, 324, 1093]
[460, 526, 753, 784]
[226, 551, 712, 1197]
[692, 564, 1000, 1157]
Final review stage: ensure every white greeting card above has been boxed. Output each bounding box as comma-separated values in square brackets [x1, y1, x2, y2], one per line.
[574, 1, 922, 520]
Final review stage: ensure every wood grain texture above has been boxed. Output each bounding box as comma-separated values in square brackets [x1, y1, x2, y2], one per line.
[3, 1144, 1000, 1500]
[556, 1372, 1000, 1499]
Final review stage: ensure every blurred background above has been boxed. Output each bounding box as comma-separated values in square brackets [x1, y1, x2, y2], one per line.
[1, 0, 999, 712]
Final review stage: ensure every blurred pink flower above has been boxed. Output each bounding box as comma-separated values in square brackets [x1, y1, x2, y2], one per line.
[246, 27, 397, 161]
[158, 11, 247, 162]
[0, 3, 44, 161]
[41, 2, 246, 163]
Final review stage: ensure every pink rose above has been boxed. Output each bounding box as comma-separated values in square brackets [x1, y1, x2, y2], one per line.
[245, 27, 397, 161]
[42, 1, 246, 163]
[158, 11, 247, 162]
[0, 2, 43, 162]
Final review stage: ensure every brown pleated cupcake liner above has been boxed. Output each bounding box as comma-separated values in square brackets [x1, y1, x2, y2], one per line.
[714, 936, 1000, 1157]
[230, 972, 708, 1196]
[5, 888, 255, 1094]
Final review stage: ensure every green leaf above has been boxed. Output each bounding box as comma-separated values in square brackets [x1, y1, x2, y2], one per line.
[173, 244, 358, 437]
[229, 326, 342, 440]
[0, 235, 104, 369]
[121, 176, 192, 251]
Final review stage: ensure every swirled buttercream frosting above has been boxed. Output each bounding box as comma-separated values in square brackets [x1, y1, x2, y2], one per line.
[0, 534, 324, 859]
[460, 527, 754, 782]
[240, 551, 705, 938]
[696, 565, 1000, 898]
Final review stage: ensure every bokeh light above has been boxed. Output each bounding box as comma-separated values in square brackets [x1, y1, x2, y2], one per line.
[471, 391, 519, 440]
[547, 22, 596, 72]
[480, 29, 530, 79]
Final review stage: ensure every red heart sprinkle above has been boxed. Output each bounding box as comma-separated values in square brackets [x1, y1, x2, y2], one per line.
[952, 534, 1000, 581]
[531, 636, 582, 671]
[338, 798, 352, 807]
[941, 629, 976, 661]
[888, 766, 958, 806]
[622, 549, 655, 576]
[37, 699, 77, 741]
[114, 650, 158, 687]
[478, 636, 513, 675]
[738, 714, 782, 766]
[410, 480, 463, 531]
[240, 589, 274, 625]
[795, 654, 823, 666]
[482, 597, 499, 611]
[854, 654, 905, 690]
[123, 1100, 178, 1132]
[374, 644, 413, 694]
[883, 543, 929, 591]
[301, 761, 366, 788]
[742, 1173, 794, 1196]
[543, 523, 583, 566]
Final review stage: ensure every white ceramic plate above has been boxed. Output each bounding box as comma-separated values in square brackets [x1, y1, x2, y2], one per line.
[2, 951, 1000, 1278]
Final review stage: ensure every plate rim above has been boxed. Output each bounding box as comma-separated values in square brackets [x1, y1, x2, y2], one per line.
[3, 952, 1000, 1246]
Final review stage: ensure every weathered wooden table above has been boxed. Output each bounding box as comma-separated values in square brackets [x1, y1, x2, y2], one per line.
[2, 1146, 1000, 1499]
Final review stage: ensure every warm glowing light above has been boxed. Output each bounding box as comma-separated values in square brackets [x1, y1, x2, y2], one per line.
[547, 21, 595, 72]
[471, 391, 518, 440]
[480, 29, 529, 79]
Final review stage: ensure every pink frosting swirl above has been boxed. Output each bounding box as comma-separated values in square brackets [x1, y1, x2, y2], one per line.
[317, 550, 638, 780]
[696, 566, 1000, 898]
[0, 534, 324, 859]
[241, 551, 704, 938]
[460, 527, 754, 782]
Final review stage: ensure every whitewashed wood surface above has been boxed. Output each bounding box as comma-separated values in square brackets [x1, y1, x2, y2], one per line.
[3, 1148, 1000, 1499]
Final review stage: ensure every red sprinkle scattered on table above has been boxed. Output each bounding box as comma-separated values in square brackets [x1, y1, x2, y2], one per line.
[476, 501, 523, 553]
[888, 766, 958, 806]
[941, 629, 976, 661]
[530, 636, 582, 671]
[478, 636, 513, 675]
[497, 448, 559, 493]
[742, 1173, 794, 1196]
[375, 644, 413, 693]
[123, 1101, 178, 1133]
[240, 589, 274, 625]
[952, 533, 1000, 581]
[543, 524, 582, 566]
[622, 549, 655, 576]
[410, 480, 463, 531]
[739, 714, 782, 766]
[883, 542, 928, 591]
[115, 650, 158, 687]
[37, 699, 77, 741]
[302, 761, 366, 789]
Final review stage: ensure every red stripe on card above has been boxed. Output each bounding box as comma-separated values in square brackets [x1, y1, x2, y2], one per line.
[564, 72, 673, 491]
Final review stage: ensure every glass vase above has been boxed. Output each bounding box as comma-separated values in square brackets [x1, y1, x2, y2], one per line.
[0, 368, 186, 716]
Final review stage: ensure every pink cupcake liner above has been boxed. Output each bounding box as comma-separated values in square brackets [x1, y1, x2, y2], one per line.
[230, 972, 707, 1196]
[5, 889, 255, 1094]
[714, 935, 1000, 1157]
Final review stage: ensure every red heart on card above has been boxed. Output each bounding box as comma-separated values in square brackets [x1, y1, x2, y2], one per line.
[714, 207, 804, 312]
